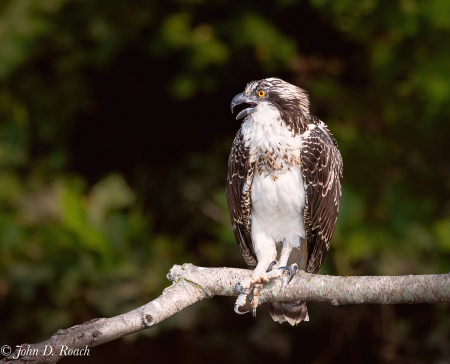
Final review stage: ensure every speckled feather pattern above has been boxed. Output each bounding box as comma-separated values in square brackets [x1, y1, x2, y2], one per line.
[227, 129, 257, 267]
[227, 78, 343, 273]
[243, 103, 306, 249]
[302, 119, 343, 273]
[226, 78, 342, 325]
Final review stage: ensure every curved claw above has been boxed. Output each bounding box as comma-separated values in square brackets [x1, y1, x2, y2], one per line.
[287, 264, 298, 284]
[234, 304, 250, 315]
[267, 260, 278, 272]
[235, 282, 249, 295]
[290, 300, 305, 307]
[278, 266, 293, 276]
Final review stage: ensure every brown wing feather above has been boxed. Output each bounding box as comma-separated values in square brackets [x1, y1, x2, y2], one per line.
[226, 129, 257, 268]
[301, 125, 343, 274]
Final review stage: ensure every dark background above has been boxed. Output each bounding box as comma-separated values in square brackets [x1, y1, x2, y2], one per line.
[1, 0, 450, 363]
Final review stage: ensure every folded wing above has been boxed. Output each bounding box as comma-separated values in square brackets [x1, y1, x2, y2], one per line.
[226, 129, 257, 268]
[301, 123, 343, 274]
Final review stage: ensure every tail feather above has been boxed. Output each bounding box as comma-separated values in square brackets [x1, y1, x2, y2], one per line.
[270, 302, 286, 324]
[270, 301, 309, 326]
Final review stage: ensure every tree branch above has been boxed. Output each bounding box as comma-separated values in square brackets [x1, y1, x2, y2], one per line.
[2, 264, 450, 363]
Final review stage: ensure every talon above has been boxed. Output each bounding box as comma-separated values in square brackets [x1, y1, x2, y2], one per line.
[290, 301, 305, 307]
[267, 260, 278, 272]
[234, 304, 250, 315]
[287, 264, 298, 284]
[278, 266, 293, 277]
[234, 293, 250, 315]
[235, 282, 249, 295]
[277, 266, 293, 291]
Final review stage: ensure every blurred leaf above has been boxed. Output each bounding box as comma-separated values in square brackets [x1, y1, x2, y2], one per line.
[434, 219, 450, 252]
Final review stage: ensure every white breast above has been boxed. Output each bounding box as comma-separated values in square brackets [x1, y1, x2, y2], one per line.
[251, 166, 305, 246]
[241, 102, 306, 247]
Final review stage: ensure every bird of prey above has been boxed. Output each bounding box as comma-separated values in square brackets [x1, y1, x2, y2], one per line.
[227, 78, 343, 325]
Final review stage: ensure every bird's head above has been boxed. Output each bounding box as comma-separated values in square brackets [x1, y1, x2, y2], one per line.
[230, 77, 310, 132]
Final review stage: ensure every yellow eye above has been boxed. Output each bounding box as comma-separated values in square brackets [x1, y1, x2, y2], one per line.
[258, 90, 265, 97]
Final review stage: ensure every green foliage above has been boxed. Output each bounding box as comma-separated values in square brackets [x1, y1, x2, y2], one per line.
[1, 0, 450, 361]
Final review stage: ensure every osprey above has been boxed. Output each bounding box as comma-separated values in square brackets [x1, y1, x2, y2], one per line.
[227, 78, 343, 325]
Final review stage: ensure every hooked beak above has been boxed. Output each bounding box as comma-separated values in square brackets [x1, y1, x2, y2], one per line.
[230, 93, 258, 120]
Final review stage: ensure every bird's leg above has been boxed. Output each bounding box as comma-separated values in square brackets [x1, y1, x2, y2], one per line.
[266, 240, 293, 276]
[234, 234, 277, 315]
[267, 245, 297, 283]
[278, 241, 292, 267]
[266, 241, 292, 274]
[241, 242, 299, 291]
[279, 242, 298, 284]
[234, 255, 274, 307]
[267, 260, 279, 272]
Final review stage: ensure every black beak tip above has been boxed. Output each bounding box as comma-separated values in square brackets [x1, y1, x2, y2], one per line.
[230, 93, 246, 114]
[231, 92, 257, 120]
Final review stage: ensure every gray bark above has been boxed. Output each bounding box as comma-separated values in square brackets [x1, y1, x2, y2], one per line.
[2, 263, 450, 363]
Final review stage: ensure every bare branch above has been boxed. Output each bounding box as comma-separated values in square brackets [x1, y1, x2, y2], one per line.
[2, 264, 450, 363]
